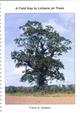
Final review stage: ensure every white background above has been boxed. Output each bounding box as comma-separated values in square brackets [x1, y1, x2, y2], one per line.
[1, 1, 80, 113]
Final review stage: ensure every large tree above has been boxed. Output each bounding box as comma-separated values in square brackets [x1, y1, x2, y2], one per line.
[11, 20, 71, 89]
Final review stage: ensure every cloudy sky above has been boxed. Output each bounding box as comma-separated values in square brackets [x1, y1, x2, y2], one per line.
[5, 13, 75, 86]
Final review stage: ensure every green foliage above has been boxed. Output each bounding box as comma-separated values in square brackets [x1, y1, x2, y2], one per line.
[5, 86, 17, 93]
[5, 84, 75, 95]
[11, 20, 71, 88]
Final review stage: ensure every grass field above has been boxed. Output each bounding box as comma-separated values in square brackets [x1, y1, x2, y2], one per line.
[5, 84, 75, 104]
[6, 92, 74, 97]
[5, 92, 75, 104]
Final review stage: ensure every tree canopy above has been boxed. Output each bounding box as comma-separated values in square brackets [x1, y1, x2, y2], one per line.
[11, 20, 71, 89]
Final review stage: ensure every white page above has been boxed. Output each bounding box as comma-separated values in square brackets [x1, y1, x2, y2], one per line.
[0, 1, 80, 113]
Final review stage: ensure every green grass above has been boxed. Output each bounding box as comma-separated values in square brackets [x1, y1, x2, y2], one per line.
[6, 92, 75, 97]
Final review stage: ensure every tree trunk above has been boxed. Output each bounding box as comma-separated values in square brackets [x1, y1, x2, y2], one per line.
[37, 73, 46, 90]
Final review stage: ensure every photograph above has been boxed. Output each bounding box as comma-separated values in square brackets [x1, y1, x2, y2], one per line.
[5, 13, 75, 104]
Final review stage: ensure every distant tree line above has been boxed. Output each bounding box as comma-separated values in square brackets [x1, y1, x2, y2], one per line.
[5, 84, 75, 94]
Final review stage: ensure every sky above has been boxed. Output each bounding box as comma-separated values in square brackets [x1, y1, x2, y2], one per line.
[5, 13, 75, 86]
